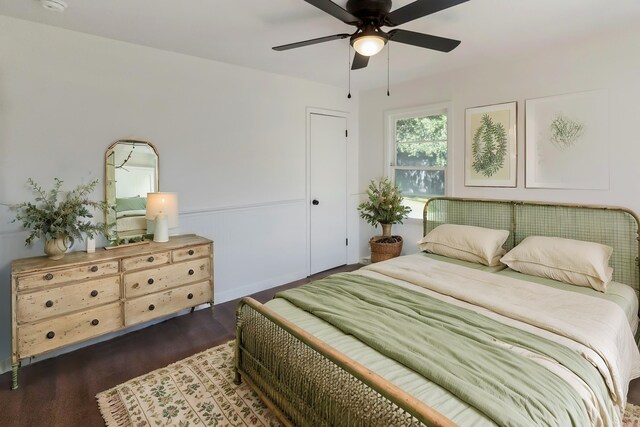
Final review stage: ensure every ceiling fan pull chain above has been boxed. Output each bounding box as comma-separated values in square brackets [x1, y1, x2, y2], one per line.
[387, 42, 390, 97]
[347, 42, 352, 99]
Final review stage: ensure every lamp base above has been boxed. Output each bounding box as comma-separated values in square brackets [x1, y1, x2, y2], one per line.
[153, 214, 169, 243]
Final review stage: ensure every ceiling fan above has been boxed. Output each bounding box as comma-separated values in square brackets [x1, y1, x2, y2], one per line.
[273, 0, 468, 70]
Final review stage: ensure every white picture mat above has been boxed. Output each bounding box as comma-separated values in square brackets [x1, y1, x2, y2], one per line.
[525, 90, 609, 189]
[465, 102, 517, 187]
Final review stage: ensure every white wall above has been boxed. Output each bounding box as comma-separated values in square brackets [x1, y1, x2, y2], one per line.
[358, 24, 640, 257]
[0, 16, 359, 374]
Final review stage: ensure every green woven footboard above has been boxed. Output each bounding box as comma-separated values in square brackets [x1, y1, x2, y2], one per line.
[235, 297, 455, 427]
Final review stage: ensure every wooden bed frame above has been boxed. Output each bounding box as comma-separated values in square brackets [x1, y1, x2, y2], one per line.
[235, 197, 640, 426]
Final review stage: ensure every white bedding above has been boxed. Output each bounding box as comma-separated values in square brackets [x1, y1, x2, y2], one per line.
[360, 254, 640, 426]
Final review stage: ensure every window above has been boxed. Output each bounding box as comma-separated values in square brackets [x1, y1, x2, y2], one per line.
[386, 105, 449, 219]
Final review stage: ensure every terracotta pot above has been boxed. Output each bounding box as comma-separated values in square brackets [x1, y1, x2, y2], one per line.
[369, 236, 403, 263]
[44, 237, 68, 260]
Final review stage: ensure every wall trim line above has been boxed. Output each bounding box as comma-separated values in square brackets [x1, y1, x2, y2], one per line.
[179, 198, 305, 217]
[0, 199, 307, 237]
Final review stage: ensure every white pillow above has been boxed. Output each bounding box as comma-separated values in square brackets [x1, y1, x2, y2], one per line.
[418, 224, 510, 266]
[500, 236, 613, 292]
[422, 243, 506, 267]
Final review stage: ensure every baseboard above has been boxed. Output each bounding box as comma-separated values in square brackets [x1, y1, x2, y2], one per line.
[215, 270, 307, 304]
[0, 357, 11, 376]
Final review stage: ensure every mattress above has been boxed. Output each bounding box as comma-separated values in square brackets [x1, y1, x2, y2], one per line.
[265, 254, 640, 426]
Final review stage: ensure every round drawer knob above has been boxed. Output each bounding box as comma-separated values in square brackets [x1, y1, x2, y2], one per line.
[90, 290, 98, 297]
[91, 319, 100, 326]
[188, 249, 194, 256]
[147, 256, 154, 263]
[148, 278, 154, 285]
[187, 293, 194, 300]
[45, 273, 54, 281]
[45, 300, 54, 308]
[188, 269, 194, 276]
[148, 304, 155, 311]
[90, 266, 99, 272]
[46, 331, 55, 339]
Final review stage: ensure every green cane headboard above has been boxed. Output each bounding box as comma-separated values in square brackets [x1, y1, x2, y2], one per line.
[424, 197, 640, 292]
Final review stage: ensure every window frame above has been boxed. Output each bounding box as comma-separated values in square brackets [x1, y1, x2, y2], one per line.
[384, 102, 453, 220]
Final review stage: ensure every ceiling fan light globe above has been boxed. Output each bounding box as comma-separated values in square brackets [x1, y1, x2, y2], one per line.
[353, 35, 386, 57]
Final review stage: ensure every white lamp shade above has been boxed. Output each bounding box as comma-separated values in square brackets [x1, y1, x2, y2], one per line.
[353, 35, 386, 56]
[146, 192, 179, 228]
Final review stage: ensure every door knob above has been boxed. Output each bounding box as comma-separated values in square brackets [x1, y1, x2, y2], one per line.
[312, 199, 319, 206]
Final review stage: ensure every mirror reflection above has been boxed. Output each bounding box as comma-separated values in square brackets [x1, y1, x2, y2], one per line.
[105, 140, 159, 243]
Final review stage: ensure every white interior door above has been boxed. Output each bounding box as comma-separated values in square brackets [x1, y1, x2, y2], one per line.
[309, 113, 348, 275]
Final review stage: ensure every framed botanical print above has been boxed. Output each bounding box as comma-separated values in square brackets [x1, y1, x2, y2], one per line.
[465, 101, 518, 187]
[525, 90, 609, 189]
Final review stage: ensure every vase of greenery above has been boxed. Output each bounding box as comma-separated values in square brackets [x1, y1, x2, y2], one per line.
[358, 177, 411, 263]
[13, 178, 110, 260]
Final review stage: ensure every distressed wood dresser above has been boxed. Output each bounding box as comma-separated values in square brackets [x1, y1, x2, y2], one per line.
[10, 234, 213, 389]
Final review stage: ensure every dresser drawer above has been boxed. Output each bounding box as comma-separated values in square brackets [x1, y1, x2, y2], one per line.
[125, 281, 211, 326]
[17, 302, 122, 358]
[172, 244, 211, 262]
[124, 258, 211, 298]
[17, 261, 120, 291]
[122, 251, 170, 271]
[17, 276, 121, 324]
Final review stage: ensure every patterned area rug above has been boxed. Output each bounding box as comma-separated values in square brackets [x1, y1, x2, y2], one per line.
[96, 341, 281, 426]
[98, 340, 640, 426]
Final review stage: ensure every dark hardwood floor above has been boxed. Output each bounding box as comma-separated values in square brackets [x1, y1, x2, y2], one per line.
[0, 264, 360, 427]
[3, 262, 640, 426]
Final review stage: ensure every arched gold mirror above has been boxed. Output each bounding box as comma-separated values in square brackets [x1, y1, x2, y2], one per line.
[105, 140, 159, 243]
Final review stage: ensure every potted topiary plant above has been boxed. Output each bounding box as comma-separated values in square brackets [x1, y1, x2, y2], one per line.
[358, 177, 411, 263]
[13, 178, 110, 260]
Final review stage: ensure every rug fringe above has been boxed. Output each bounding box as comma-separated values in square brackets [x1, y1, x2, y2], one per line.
[95, 342, 236, 427]
[96, 389, 130, 427]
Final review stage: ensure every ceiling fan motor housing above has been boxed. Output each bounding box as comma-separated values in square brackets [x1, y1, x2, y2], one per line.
[346, 0, 392, 23]
[350, 25, 388, 48]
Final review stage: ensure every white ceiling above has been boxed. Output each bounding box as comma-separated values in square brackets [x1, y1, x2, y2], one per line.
[1, 0, 639, 90]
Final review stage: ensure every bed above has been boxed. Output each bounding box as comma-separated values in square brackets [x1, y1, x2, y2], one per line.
[115, 196, 148, 237]
[234, 198, 640, 426]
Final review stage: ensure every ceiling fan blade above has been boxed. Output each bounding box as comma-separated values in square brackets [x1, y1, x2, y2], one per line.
[273, 33, 350, 51]
[384, 0, 469, 27]
[351, 52, 370, 70]
[388, 29, 461, 52]
[304, 0, 362, 25]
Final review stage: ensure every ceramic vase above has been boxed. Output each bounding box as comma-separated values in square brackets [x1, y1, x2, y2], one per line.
[44, 237, 68, 260]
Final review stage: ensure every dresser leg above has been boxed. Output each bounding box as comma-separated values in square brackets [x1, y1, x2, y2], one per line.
[11, 362, 19, 390]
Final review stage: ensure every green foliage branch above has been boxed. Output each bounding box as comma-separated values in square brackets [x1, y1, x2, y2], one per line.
[13, 178, 111, 246]
[358, 177, 411, 227]
[550, 114, 584, 148]
[471, 114, 507, 177]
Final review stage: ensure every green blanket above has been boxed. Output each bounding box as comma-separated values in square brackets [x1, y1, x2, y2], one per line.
[276, 273, 615, 427]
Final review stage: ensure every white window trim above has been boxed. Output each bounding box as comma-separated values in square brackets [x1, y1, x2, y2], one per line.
[383, 102, 454, 221]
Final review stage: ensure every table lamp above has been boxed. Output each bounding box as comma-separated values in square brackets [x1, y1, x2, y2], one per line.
[146, 192, 178, 243]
